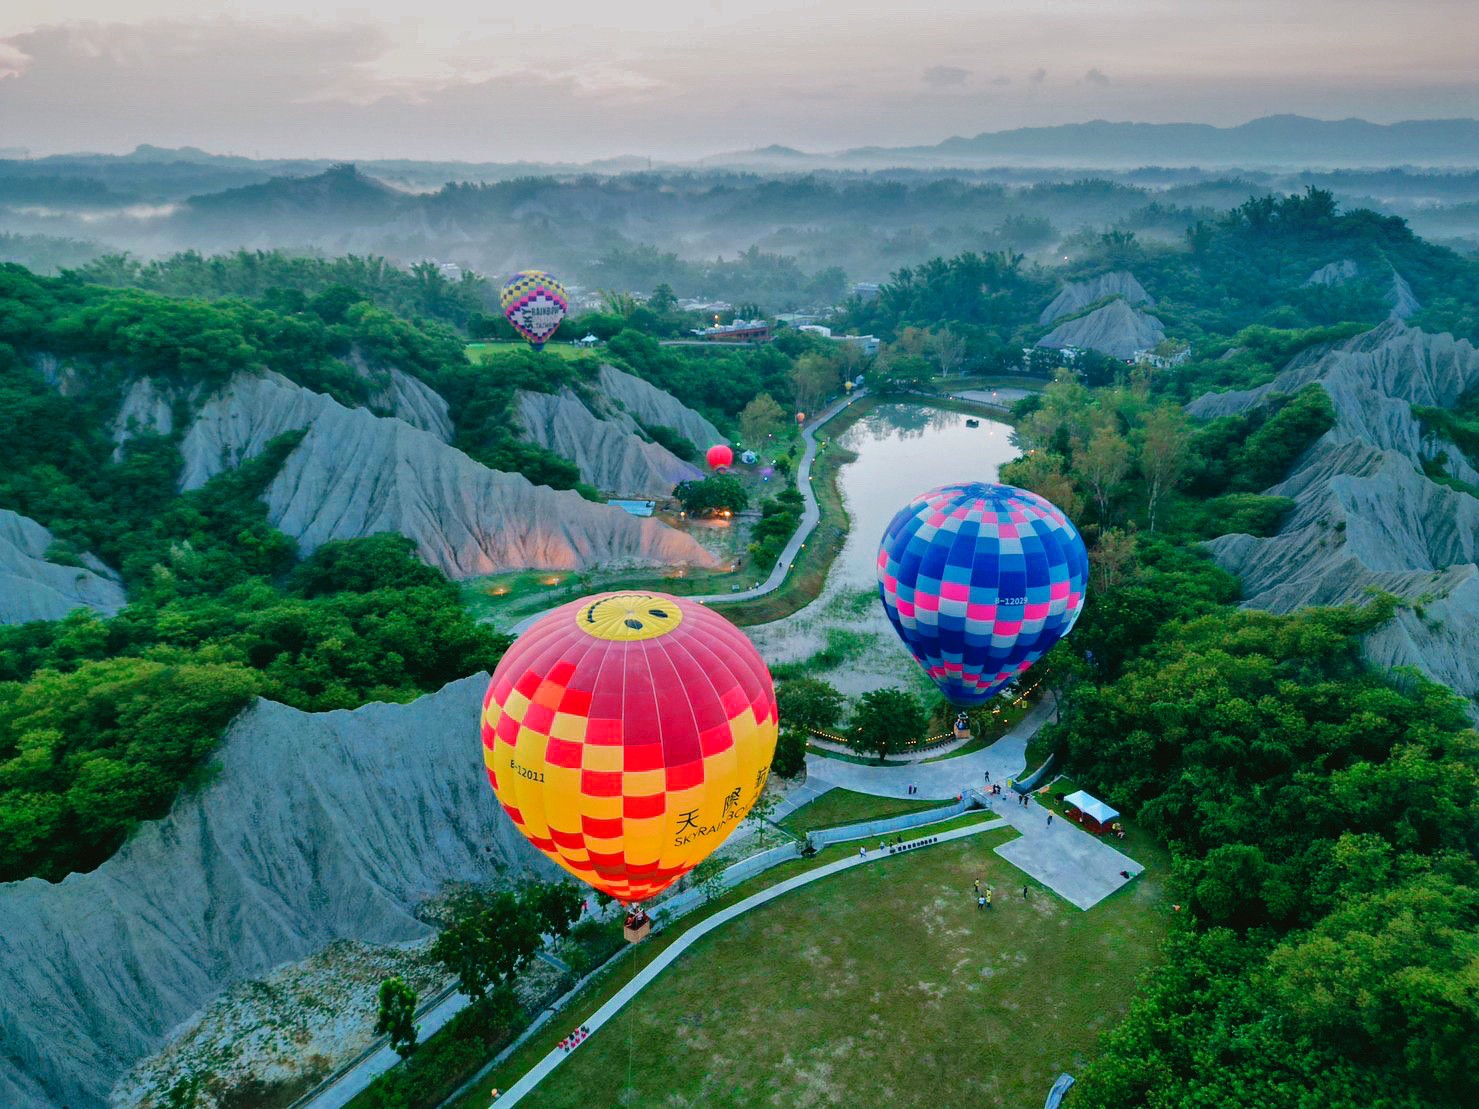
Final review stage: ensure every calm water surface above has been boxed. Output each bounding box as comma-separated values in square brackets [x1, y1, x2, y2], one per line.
[828, 403, 1018, 587]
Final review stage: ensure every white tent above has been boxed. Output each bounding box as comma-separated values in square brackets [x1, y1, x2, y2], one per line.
[1063, 789, 1119, 826]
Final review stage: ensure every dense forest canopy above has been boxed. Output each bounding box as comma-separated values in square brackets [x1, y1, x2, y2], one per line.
[991, 314, 1478, 1108]
[843, 189, 1479, 377]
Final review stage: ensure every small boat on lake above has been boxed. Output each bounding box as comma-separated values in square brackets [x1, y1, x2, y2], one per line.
[965, 418, 980, 428]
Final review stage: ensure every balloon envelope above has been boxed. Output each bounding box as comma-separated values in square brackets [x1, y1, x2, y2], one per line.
[877, 482, 1087, 706]
[706, 444, 734, 470]
[500, 270, 568, 349]
[481, 591, 778, 903]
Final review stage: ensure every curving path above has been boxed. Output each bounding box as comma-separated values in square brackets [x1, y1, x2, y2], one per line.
[510, 389, 865, 635]
[806, 697, 1056, 801]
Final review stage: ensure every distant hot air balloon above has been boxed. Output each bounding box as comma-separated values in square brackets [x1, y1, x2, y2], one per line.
[877, 482, 1087, 707]
[844, 381, 854, 393]
[500, 270, 568, 350]
[795, 412, 806, 425]
[480, 591, 778, 904]
[706, 444, 734, 470]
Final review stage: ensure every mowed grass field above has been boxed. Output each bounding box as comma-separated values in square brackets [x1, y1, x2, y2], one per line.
[778, 788, 949, 837]
[519, 829, 1168, 1108]
[466, 341, 592, 363]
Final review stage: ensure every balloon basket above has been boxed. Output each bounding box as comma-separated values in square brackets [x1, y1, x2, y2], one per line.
[623, 910, 652, 944]
[953, 725, 972, 740]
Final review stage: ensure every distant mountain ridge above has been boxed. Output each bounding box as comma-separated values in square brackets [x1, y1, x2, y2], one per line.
[834, 115, 1479, 167]
[882, 115, 1479, 164]
[13, 116, 1479, 174]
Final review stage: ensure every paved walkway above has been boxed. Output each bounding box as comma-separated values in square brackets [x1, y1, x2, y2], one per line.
[493, 817, 1007, 1107]
[950, 387, 1033, 410]
[304, 985, 470, 1108]
[510, 389, 865, 635]
[805, 697, 1055, 800]
[805, 697, 1142, 910]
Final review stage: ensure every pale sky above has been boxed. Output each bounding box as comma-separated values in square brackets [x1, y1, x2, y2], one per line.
[1, 1, 1476, 160]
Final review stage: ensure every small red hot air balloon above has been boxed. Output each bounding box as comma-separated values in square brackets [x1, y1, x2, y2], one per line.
[706, 444, 734, 470]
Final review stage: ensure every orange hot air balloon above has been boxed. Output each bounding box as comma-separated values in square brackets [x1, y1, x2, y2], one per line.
[480, 591, 778, 904]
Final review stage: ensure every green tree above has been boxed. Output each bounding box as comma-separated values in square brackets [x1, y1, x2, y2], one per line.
[776, 677, 844, 733]
[771, 729, 808, 779]
[1077, 423, 1131, 525]
[739, 392, 786, 450]
[431, 882, 582, 1002]
[789, 353, 836, 415]
[690, 856, 727, 903]
[1137, 406, 1191, 532]
[643, 424, 697, 462]
[374, 976, 419, 1058]
[849, 688, 927, 762]
[648, 283, 677, 313]
[673, 474, 750, 516]
[929, 327, 968, 376]
[1228, 385, 1335, 492]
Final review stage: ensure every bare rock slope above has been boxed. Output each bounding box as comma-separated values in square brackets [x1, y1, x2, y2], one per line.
[1187, 322, 1479, 705]
[347, 349, 453, 440]
[0, 675, 549, 1108]
[518, 386, 703, 497]
[1038, 270, 1154, 326]
[1038, 298, 1166, 360]
[0, 509, 125, 624]
[597, 363, 726, 449]
[178, 371, 717, 576]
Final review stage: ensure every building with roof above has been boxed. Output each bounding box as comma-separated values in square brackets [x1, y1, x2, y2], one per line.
[691, 319, 771, 343]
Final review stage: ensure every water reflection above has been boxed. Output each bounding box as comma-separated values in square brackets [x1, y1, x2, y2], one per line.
[831, 404, 1019, 587]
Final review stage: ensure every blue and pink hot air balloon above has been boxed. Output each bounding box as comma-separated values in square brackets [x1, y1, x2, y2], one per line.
[877, 482, 1087, 706]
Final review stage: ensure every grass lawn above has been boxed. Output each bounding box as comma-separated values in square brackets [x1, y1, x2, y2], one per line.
[466, 341, 589, 363]
[517, 828, 1168, 1108]
[779, 788, 950, 837]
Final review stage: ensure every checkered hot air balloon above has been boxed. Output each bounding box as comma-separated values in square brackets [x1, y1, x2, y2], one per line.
[480, 592, 778, 904]
[500, 270, 569, 349]
[877, 482, 1088, 707]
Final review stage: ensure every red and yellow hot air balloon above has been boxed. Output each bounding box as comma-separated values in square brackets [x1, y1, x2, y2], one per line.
[480, 591, 777, 905]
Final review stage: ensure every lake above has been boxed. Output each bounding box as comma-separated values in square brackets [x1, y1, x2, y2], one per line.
[747, 402, 1018, 697]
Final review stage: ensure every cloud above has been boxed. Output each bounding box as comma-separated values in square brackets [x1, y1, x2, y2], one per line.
[1084, 68, 1111, 86]
[990, 76, 1011, 87]
[921, 65, 969, 88]
[0, 20, 682, 158]
[1028, 67, 1047, 84]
